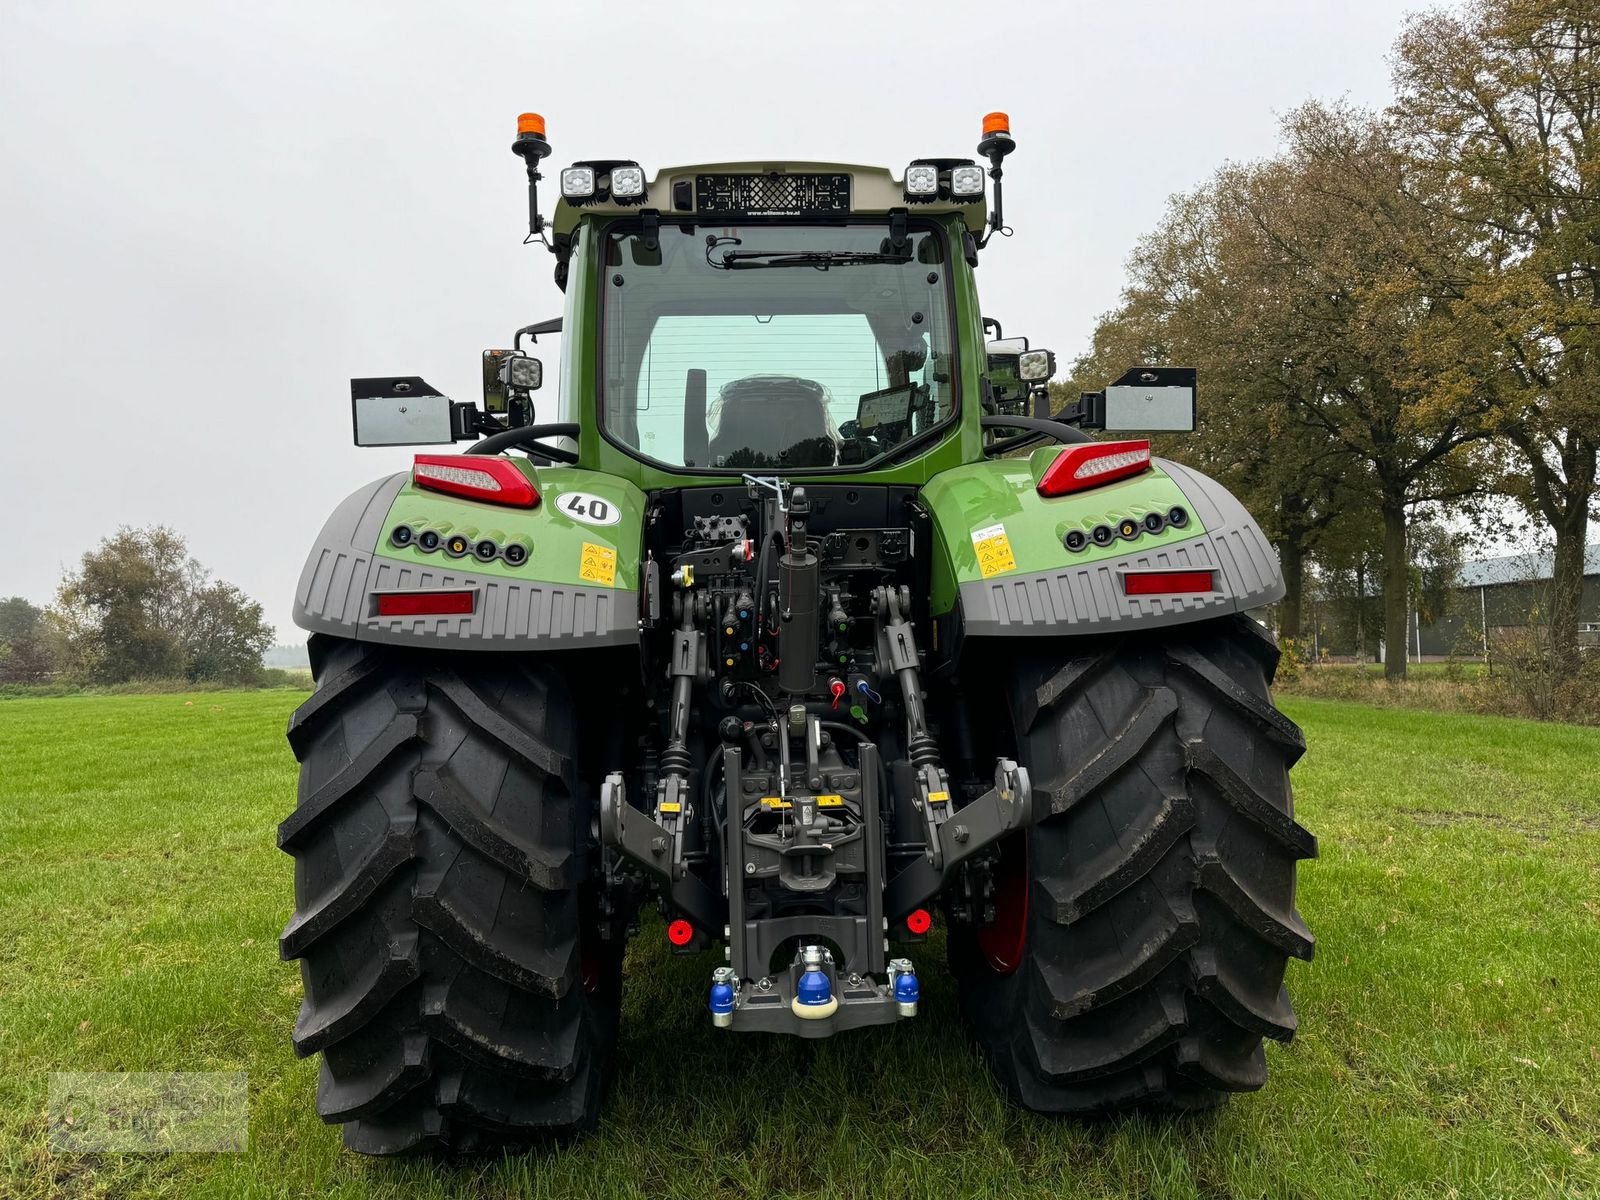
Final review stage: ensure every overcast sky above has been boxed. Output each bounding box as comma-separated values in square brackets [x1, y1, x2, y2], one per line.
[1, 0, 1408, 641]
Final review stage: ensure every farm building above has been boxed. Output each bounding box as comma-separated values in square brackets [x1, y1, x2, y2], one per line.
[1300, 544, 1600, 661]
[1417, 544, 1600, 658]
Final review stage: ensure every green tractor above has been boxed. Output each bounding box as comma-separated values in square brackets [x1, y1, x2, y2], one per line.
[281, 111, 1315, 1154]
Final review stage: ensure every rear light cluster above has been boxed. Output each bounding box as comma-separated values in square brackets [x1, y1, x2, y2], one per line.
[412, 454, 540, 508]
[1063, 505, 1188, 553]
[1036, 439, 1151, 498]
[392, 522, 530, 567]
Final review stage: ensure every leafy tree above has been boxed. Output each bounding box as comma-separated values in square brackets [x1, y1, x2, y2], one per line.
[1220, 105, 1500, 677]
[1068, 166, 1378, 642]
[1391, 0, 1600, 671]
[52, 526, 273, 683]
[1070, 109, 1496, 675]
[0, 596, 58, 683]
[184, 581, 275, 682]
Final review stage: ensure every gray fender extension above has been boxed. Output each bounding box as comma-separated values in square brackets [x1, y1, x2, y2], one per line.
[960, 459, 1285, 636]
[292, 474, 639, 650]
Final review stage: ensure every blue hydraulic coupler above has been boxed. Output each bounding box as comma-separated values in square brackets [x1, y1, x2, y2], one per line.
[889, 957, 919, 1017]
[791, 944, 839, 1019]
[710, 966, 737, 1028]
[797, 969, 831, 1004]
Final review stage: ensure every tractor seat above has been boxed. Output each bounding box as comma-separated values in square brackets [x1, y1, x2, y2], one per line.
[709, 375, 837, 469]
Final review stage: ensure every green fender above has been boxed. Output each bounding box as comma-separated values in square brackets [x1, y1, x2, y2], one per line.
[292, 461, 645, 649]
[922, 447, 1284, 636]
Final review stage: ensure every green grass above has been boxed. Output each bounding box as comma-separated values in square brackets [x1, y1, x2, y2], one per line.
[1, 692, 1597, 1199]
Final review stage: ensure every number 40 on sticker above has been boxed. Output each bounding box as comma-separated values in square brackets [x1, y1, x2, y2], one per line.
[558, 492, 621, 527]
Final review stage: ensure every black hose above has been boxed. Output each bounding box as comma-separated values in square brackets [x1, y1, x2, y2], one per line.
[468, 422, 581, 458]
[819, 721, 871, 744]
[753, 528, 780, 639]
[701, 753, 724, 848]
[978, 414, 1096, 449]
[742, 724, 769, 770]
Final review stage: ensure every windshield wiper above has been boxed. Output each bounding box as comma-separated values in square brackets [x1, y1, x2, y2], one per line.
[711, 248, 914, 271]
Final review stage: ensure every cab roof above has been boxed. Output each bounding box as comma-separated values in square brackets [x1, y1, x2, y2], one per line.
[551, 161, 987, 238]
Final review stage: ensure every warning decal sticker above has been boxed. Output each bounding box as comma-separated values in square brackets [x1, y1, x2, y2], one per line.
[970, 522, 1017, 578]
[578, 542, 618, 586]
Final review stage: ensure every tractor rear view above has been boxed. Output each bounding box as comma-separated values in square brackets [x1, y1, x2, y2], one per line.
[280, 112, 1315, 1154]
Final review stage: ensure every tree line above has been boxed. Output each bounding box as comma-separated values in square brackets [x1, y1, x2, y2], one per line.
[1062, 0, 1598, 680]
[0, 526, 275, 686]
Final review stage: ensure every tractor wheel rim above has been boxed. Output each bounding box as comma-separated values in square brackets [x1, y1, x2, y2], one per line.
[976, 831, 1028, 976]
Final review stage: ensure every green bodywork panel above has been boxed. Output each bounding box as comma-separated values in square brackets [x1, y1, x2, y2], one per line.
[376, 464, 646, 590]
[920, 453, 1206, 614]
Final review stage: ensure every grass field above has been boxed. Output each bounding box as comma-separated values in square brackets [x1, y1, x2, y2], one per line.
[1, 691, 1597, 1199]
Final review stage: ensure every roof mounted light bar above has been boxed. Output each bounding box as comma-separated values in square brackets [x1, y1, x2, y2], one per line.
[902, 158, 984, 204]
[560, 159, 648, 206]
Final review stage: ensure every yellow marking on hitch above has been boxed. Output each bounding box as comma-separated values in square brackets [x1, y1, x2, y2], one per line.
[658, 802, 682, 814]
[928, 790, 951, 804]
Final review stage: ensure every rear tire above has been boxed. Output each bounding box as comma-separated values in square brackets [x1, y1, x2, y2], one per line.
[279, 636, 620, 1154]
[952, 615, 1316, 1113]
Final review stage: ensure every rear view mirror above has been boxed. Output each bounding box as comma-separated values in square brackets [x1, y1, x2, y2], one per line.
[483, 349, 542, 418]
[483, 349, 514, 414]
[986, 338, 1030, 413]
[350, 377, 455, 446]
[1086, 367, 1197, 432]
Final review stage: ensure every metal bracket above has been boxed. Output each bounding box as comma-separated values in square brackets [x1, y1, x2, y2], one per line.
[600, 773, 677, 880]
[600, 770, 723, 933]
[884, 758, 1032, 918]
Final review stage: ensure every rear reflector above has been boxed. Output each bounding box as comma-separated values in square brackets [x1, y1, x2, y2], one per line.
[413, 454, 539, 508]
[375, 589, 476, 617]
[1037, 439, 1152, 497]
[906, 907, 933, 935]
[1122, 570, 1215, 596]
[666, 918, 695, 947]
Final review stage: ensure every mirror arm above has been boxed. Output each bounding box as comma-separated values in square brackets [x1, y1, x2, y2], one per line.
[450, 402, 498, 441]
[514, 317, 562, 352]
[1056, 392, 1105, 430]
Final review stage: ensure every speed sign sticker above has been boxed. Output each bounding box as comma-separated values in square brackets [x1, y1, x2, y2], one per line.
[555, 492, 622, 527]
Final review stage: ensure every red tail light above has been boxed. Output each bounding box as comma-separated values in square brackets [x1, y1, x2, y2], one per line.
[375, 589, 476, 616]
[412, 455, 539, 508]
[1122, 570, 1215, 596]
[666, 918, 695, 947]
[906, 908, 933, 935]
[1036, 439, 1151, 497]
